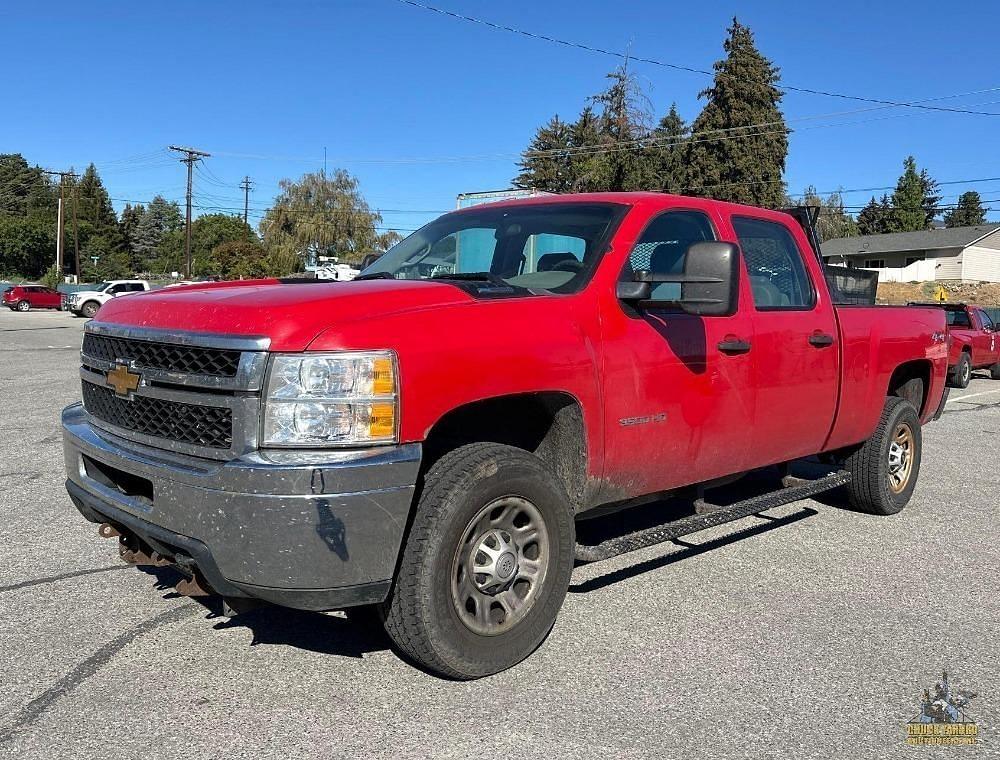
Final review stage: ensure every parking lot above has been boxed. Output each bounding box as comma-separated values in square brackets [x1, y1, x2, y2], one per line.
[1, 306, 997, 759]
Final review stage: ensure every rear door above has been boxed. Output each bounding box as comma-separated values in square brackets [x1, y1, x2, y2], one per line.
[725, 214, 840, 466]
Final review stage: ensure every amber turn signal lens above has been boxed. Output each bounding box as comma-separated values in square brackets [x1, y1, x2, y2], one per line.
[367, 402, 396, 439]
[372, 357, 395, 396]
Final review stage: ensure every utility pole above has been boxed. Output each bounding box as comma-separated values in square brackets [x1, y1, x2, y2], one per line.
[71, 184, 81, 282]
[239, 175, 253, 228]
[168, 145, 211, 278]
[42, 170, 77, 279]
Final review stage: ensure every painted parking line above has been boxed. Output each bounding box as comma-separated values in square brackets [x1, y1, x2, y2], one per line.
[946, 387, 1000, 405]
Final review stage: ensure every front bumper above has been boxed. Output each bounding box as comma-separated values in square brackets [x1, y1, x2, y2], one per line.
[62, 403, 420, 610]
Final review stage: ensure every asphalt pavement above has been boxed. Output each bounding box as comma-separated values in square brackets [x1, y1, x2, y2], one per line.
[1, 307, 997, 759]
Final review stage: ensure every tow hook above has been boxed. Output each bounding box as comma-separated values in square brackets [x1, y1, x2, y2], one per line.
[98, 522, 120, 539]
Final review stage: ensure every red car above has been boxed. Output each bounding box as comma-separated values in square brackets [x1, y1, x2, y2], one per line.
[909, 302, 1000, 387]
[3, 284, 63, 312]
[63, 193, 948, 678]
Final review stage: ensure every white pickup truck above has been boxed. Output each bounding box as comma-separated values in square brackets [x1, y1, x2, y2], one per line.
[66, 280, 152, 318]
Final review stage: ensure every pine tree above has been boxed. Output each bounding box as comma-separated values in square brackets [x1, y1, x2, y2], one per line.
[920, 168, 941, 227]
[856, 196, 882, 235]
[649, 103, 688, 193]
[133, 195, 182, 271]
[891, 156, 935, 232]
[944, 191, 987, 227]
[684, 18, 788, 207]
[119, 203, 145, 271]
[568, 106, 603, 192]
[514, 115, 574, 193]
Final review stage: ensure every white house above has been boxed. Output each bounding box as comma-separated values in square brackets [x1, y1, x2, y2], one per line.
[821, 224, 1000, 283]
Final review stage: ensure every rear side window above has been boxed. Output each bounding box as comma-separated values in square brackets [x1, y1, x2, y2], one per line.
[947, 310, 972, 328]
[626, 210, 716, 300]
[733, 216, 815, 310]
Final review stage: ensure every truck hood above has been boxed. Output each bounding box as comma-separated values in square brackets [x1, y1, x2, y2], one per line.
[70, 290, 105, 299]
[92, 278, 476, 351]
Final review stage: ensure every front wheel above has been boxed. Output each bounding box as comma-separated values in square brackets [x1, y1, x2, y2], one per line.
[950, 353, 972, 388]
[80, 301, 100, 319]
[381, 443, 575, 679]
[844, 396, 922, 515]
[15, 300, 29, 312]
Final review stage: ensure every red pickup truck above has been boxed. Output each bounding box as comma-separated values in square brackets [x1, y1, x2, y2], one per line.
[62, 193, 948, 679]
[909, 302, 1000, 387]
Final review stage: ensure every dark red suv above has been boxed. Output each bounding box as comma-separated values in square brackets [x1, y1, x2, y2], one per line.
[3, 285, 63, 311]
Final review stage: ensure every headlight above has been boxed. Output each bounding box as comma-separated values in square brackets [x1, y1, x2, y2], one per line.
[261, 351, 398, 447]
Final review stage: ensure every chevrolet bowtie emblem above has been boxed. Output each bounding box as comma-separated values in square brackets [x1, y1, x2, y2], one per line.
[105, 363, 141, 397]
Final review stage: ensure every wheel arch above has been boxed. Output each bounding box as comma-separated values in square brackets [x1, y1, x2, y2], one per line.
[421, 391, 588, 510]
[887, 359, 932, 416]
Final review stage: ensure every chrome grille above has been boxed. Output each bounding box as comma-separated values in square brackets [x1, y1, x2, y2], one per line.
[82, 333, 240, 377]
[82, 380, 233, 449]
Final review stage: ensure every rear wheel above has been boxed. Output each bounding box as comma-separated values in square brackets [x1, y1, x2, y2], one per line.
[381, 442, 574, 679]
[844, 396, 922, 515]
[81, 301, 100, 319]
[15, 300, 29, 312]
[950, 353, 972, 388]
[991, 362, 1000, 380]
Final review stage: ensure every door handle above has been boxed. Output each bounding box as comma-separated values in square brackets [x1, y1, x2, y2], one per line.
[717, 337, 752, 355]
[808, 332, 835, 347]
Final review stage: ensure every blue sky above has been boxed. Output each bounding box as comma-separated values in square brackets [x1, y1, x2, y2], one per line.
[3, 0, 998, 233]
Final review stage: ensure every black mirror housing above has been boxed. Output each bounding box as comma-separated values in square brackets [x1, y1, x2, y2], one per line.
[680, 241, 739, 317]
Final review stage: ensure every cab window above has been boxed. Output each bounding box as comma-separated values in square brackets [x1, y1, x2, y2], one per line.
[626, 210, 716, 301]
[979, 310, 995, 331]
[732, 216, 815, 310]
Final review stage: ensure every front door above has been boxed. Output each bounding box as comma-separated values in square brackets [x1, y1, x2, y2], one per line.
[599, 208, 757, 497]
[726, 214, 840, 466]
[973, 309, 998, 365]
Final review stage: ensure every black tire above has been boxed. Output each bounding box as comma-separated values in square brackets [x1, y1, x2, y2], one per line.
[81, 301, 100, 319]
[844, 396, 922, 515]
[15, 300, 30, 312]
[381, 442, 575, 679]
[991, 362, 1000, 381]
[950, 352, 972, 388]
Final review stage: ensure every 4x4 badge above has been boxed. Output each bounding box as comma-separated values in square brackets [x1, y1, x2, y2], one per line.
[105, 363, 141, 398]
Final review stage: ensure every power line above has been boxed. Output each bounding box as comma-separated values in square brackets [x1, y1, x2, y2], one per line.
[395, 0, 1000, 117]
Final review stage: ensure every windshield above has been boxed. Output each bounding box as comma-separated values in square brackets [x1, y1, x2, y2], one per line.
[92, 282, 111, 292]
[362, 203, 624, 294]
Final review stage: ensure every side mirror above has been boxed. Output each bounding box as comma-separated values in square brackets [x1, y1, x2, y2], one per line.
[616, 241, 739, 317]
[679, 241, 739, 316]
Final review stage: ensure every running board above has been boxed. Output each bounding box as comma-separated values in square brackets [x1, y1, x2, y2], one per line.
[574, 470, 851, 563]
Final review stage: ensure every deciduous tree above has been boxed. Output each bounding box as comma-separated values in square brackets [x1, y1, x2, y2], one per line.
[260, 169, 395, 269]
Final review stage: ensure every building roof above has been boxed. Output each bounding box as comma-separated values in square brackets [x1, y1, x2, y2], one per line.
[821, 224, 1000, 257]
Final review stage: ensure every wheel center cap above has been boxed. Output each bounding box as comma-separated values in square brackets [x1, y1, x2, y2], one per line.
[496, 552, 517, 579]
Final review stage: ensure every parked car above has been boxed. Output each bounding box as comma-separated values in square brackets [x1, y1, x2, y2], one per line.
[62, 192, 948, 679]
[315, 263, 360, 281]
[66, 280, 151, 318]
[908, 302, 1000, 387]
[3, 284, 63, 311]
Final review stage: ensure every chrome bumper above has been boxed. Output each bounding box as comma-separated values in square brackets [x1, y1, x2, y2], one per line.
[62, 403, 420, 610]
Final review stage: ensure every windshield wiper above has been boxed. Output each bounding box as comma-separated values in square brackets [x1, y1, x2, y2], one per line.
[353, 271, 397, 281]
[431, 272, 513, 289]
